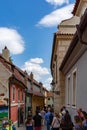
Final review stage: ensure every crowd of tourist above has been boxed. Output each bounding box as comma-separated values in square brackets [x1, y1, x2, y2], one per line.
[24, 106, 87, 130]
[2, 106, 87, 130]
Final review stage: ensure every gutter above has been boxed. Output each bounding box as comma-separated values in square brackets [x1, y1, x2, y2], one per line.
[8, 77, 11, 120]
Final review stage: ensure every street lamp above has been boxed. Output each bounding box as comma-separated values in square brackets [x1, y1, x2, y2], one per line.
[52, 90, 60, 95]
[50, 81, 60, 95]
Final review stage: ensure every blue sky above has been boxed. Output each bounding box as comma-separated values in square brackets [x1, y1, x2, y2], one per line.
[0, 0, 75, 90]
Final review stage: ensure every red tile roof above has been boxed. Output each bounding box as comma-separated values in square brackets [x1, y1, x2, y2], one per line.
[32, 91, 44, 97]
[0, 54, 48, 96]
[72, 0, 80, 15]
[47, 92, 53, 97]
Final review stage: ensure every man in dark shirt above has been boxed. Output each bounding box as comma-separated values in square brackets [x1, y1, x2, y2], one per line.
[33, 111, 42, 130]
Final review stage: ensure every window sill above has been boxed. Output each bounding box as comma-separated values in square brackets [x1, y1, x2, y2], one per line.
[72, 104, 76, 108]
[12, 100, 15, 103]
[66, 104, 70, 107]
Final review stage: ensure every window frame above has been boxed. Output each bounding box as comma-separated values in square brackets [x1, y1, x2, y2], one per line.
[18, 89, 20, 101]
[12, 85, 15, 102]
[67, 75, 71, 106]
[22, 91, 24, 102]
[72, 68, 77, 107]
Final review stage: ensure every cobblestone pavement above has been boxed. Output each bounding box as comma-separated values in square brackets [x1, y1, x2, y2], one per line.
[16, 125, 46, 130]
[16, 126, 25, 130]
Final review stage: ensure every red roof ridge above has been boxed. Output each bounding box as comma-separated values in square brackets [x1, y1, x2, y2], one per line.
[72, 0, 80, 15]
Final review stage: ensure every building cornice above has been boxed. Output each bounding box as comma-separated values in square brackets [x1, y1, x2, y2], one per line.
[60, 9, 87, 71]
[56, 33, 74, 40]
[50, 32, 74, 74]
[62, 43, 87, 75]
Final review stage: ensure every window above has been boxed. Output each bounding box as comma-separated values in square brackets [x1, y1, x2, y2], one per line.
[72, 70, 77, 106]
[12, 85, 15, 101]
[22, 92, 24, 101]
[67, 76, 70, 105]
[18, 89, 20, 101]
[48, 98, 50, 100]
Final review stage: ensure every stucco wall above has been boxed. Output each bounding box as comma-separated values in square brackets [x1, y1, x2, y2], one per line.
[47, 97, 53, 107]
[54, 39, 72, 112]
[0, 62, 12, 106]
[65, 50, 87, 121]
[59, 16, 80, 34]
[77, 51, 87, 110]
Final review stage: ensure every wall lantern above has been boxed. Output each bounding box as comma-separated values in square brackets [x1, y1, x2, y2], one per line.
[52, 90, 60, 95]
[50, 80, 60, 95]
[50, 80, 55, 87]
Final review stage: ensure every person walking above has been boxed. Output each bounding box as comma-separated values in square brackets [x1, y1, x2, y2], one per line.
[81, 111, 87, 130]
[2, 122, 7, 130]
[51, 112, 60, 130]
[25, 115, 34, 130]
[73, 115, 84, 130]
[60, 110, 73, 130]
[45, 107, 51, 130]
[33, 111, 42, 130]
[76, 108, 83, 121]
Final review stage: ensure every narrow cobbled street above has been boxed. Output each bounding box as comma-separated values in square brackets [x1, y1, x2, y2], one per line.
[1, 1, 87, 130]
[17, 124, 46, 130]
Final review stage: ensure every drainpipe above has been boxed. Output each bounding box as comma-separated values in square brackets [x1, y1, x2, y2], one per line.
[8, 77, 11, 120]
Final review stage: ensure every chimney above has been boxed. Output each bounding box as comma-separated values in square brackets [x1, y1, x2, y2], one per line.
[30, 72, 33, 80]
[39, 82, 43, 93]
[30, 72, 33, 90]
[2, 46, 10, 62]
[24, 70, 28, 86]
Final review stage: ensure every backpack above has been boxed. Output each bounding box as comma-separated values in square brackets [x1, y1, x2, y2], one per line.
[83, 121, 87, 130]
[49, 113, 53, 125]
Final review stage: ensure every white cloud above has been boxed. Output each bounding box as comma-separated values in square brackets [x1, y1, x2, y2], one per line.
[21, 58, 53, 90]
[37, 4, 74, 27]
[43, 77, 52, 90]
[21, 58, 49, 81]
[30, 58, 43, 64]
[45, 0, 69, 6]
[0, 27, 25, 54]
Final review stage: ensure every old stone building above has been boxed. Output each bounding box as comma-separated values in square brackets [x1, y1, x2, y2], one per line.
[60, 8, 87, 121]
[72, 0, 87, 17]
[59, 0, 87, 120]
[50, 16, 80, 112]
[0, 46, 48, 128]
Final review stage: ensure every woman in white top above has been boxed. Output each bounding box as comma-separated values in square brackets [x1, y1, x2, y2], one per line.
[51, 112, 60, 130]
